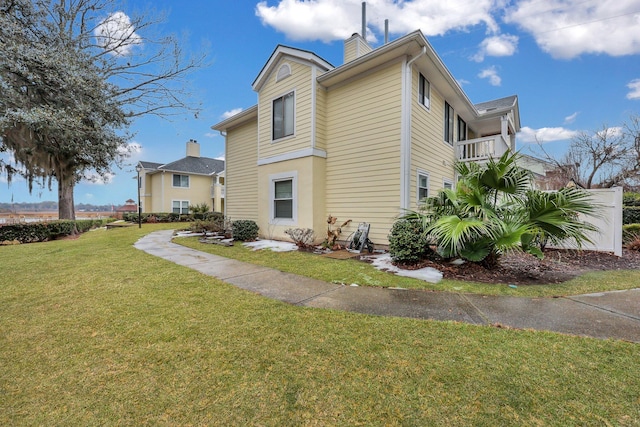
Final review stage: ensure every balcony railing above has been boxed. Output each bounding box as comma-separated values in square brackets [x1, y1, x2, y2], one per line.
[210, 185, 225, 199]
[456, 135, 510, 162]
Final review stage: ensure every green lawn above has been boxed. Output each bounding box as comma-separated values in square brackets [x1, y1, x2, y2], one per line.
[1, 224, 638, 426]
[175, 236, 640, 297]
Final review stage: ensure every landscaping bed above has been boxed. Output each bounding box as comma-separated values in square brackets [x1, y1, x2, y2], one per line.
[398, 248, 640, 285]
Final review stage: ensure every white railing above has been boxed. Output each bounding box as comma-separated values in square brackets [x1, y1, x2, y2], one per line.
[456, 135, 510, 162]
[210, 185, 226, 199]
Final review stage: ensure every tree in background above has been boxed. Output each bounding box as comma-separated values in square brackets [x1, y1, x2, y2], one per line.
[537, 114, 640, 190]
[0, 0, 205, 219]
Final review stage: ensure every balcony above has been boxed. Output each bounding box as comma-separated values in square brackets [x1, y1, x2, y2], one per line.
[456, 134, 510, 163]
[210, 184, 225, 199]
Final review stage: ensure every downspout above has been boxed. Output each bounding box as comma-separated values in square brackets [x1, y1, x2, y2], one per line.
[400, 46, 427, 211]
[220, 130, 227, 218]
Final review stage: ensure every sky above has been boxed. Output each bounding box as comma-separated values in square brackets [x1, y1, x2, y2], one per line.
[2, 0, 639, 206]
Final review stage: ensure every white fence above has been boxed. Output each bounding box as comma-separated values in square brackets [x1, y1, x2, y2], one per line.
[551, 187, 622, 256]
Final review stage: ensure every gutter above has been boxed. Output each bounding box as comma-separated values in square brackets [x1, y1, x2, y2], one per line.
[400, 46, 427, 211]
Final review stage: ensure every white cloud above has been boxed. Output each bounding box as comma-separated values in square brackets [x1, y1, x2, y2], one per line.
[627, 79, 640, 100]
[222, 108, 244, 119]
[255, 0, 500, 43]
[204, 132, 218, 138]
[94, 11, 142, 56]
[505, 0, 640, 59]
[518, 126, 579, 143]
[117, 141, 142, 157]
[564, 112, 579, 124]
[473, 34, 519, 62]
[478, 66, 501, 86]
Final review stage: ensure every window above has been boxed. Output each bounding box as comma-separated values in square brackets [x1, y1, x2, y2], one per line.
[458, 117, 467, 142]
[172, 174, 189, 188]
[172, 200, 189, 214]
[443, 179, 454, 190]
[419, 73, 430, 109]
[272, 92, 294, 140]
[444, 101, 454, 145]
[417, 170, 429, 202]
[270, 172, 297, 224]
[274, 180, 293, 219]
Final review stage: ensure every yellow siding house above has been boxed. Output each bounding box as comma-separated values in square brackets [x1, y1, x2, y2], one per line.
[213, 30, 521, 246]
[137, 140, 225, 214]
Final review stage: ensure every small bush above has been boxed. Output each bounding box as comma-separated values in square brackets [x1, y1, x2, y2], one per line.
[388, 219, 435, 264]
[232, 220, 259, 241]
[190, 214, 226, 234]
[627, 237, 640, 251]
[623, 192, 640, 207]
[284, 228, 315, 248]
[623, 207, 640, 225]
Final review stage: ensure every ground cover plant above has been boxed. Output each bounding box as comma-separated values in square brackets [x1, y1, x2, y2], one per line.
[1, 224, 639, 425]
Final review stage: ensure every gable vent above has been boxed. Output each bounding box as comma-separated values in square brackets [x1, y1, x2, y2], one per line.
[276, 63, 292, 82]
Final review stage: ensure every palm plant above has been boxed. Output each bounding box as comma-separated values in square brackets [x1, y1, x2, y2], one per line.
[403, 152, 600, 269]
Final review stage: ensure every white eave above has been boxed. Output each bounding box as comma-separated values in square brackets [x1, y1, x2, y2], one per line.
[211, 105, 258, 132]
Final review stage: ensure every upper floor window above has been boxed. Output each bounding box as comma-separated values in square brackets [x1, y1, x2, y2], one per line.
[172, 174, 189, 188]
[458, 117, 467, 142]
[273, 91, 294, 140]
[419, 73, 430, 109]
[444, 102, 454, 145]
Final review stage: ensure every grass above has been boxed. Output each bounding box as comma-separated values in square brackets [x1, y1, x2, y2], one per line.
[0, 224, 638, 426]
[175, 236, 640, 297]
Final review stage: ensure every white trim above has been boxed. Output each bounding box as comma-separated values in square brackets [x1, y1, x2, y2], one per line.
[417, 169, 430, 204]
[276, 63, 292, 82]
[171, 173, 190, 189]
[443, 178, 454, 190]
[311, 66, 317, 149]
[400, 59, 411, 211]
[269, 171, 298, 226]
[171, 199, 190, 214]
[258, 148, 327, 166]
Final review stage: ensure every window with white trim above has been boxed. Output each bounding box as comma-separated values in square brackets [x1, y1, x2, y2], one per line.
[443, 179, 454, 190]
[172, 200, 189, 214]
[419, 73, 430, 109]
[417, 170, 429, 203]
[269, 171, 297, 225]
[444, 101, 454, 145]
[172, 174, 189, 188]
[272, 91, 294, 140]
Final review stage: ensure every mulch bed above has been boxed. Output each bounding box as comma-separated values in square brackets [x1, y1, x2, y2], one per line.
[395, 248, 640, 285]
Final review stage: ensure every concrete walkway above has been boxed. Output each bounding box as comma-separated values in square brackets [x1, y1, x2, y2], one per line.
[135, 230, 640, 343]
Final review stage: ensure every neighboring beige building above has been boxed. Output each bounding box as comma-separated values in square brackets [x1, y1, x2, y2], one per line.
[212, 30, 521, 245]
[137, 140, 225, 214]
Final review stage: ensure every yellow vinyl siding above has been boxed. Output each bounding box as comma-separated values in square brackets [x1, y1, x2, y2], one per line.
[315, 84, 327, 151]
[258, 61, 314, 159]
[411, 69, 456, 210]
[226, 120, 259, 222]
[325, 62, 403, 245]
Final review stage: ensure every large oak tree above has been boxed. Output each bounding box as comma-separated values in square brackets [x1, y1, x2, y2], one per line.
[0, 0, 204, 219]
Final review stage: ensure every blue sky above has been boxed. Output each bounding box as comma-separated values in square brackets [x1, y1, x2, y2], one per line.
[2, 0, 639, 206]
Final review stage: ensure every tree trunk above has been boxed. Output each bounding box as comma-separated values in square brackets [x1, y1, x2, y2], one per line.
[58, 174, 75, 220]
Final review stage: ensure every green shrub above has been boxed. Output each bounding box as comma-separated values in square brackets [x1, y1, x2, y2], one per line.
[623, 192, 640, 207]
[0, 219, 109, 244]
[388, 219, 435, 264]
[232, 220, 259, 241]
[623, 207, 640, 225]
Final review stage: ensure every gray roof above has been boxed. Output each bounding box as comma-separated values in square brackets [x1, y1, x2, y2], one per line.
[474, 95, 517, 113]
[141, 157, 224, 176]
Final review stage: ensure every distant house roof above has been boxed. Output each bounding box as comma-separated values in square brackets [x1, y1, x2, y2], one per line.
[475, 95, 518, 113]
[140, 157, 225, 176]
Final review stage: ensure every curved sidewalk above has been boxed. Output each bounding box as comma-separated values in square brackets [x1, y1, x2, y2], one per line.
[135, 230, 640, 343]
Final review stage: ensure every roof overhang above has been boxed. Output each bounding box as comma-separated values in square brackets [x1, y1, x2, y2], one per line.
[211, 105, 258, 133]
